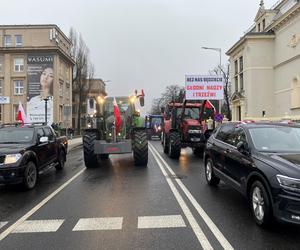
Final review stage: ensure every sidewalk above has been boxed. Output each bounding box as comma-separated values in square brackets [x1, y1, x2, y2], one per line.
[68, 137, 82, 152]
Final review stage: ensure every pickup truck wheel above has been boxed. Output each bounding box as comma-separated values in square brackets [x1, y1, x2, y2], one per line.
[55, 151, 65, 170]
[23, 161, 37, 190]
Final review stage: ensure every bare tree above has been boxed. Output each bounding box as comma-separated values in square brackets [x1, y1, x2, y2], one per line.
[69, 27, 94, 133]
[209, 65, 232, 120]
[150, 85, 185, 114]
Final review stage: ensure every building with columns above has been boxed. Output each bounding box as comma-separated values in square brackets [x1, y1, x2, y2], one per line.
[0, 24, 74, 126]
[226, 0, 300, 121]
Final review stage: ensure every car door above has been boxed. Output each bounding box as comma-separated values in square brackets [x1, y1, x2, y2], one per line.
[35, 128, 48, 167]
[223, 127, 253, 188]
[210, 124, 235, 176]
[43, 127, 57, 164]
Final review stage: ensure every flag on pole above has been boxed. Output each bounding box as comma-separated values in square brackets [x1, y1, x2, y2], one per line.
[17, 102, 30, 125]
[204, 100, 217, 114]
[113, 98, 122, 134]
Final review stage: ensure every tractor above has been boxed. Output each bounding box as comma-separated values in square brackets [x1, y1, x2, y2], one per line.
[162, 100, 215, 159]
[82, 93, 148, 168]
[145, 115, 163, 140]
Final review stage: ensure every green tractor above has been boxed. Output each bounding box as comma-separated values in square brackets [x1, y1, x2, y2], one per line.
[83, 93, 148, 168]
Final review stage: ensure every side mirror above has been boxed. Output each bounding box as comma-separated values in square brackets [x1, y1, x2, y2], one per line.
[139, 96, 145, 107]
[39, 136, 49, 144]
[237, 141, 250, 155]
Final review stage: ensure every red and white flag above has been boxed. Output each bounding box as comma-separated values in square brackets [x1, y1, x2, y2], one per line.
[113, 98, 122, 134]
[17, 101, 30, 124]
[204, 100, 217, 114]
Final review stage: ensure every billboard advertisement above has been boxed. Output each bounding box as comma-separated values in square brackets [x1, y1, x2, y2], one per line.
[185, 75, 224, 100]
[27, 54, 54, 124]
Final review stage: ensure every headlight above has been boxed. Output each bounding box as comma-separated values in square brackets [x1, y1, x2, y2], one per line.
[277, 175, 300, 192]
[4, 154, 22, 164]
[188, 130, 201, 134]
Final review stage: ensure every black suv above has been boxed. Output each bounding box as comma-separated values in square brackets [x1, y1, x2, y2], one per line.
[0, 124, 68, 190]
[204, 122, 300, 226]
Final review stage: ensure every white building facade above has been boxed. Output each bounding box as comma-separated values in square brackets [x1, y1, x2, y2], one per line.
[226, 0, 300, 121]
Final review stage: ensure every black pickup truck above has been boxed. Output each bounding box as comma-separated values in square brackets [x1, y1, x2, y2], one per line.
[0, 124, 68, 189]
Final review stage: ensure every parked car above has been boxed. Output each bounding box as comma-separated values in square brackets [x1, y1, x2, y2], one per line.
[0, 123, 68, 190]
[204, 122, 300, 226]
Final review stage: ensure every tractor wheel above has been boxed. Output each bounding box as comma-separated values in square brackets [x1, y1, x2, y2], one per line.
[99, 154, 109, 160]
[133, 130, 148, 166]
[163, 133, 169, 154]
[83, 132, 98, 168]
[193, 147, 204, 158]
[168, 132, 181, 159]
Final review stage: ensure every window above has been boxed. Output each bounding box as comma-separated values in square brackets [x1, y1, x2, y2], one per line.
[240, 73, 244, 91]
[59, 105, 63, 122]
[59, 82, 64, 96]
[0, 56, 3, 72]
[239, 57, 243, 72]
[37, 128, 45, 139]
[234, 60, 238, 75]
[66, 85, 70, 99]
[14, 80, 24, 95]
[258, 23, 261, 32]
[44, 127, 54, 141]
[4, 35, 12, 47]
[235, 76, 238, 92]
[0, 105, 2, 122]
[215, 125, 235, 142]
[0, 79, 3, 95]
[15, 35, 22, 47]
[225, 127, 247, 147]
[262, 19, 266, 30]
[14, 58, 24, 72]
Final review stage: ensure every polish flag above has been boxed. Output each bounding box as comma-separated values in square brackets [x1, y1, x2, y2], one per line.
[17, 102, 30, 124]
[204, 100, 217, 114]
[113, 98, 122, 134]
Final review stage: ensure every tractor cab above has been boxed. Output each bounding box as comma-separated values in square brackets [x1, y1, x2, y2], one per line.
[162, 100, 215, 159]
[145, 115, 163, 140]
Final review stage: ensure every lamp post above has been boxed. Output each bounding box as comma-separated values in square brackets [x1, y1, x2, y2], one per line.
[43, 96, 50, 124]
[201, 46, 222, 114]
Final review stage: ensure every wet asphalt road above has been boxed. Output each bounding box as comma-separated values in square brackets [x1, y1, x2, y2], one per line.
[0, 141, 300, 249]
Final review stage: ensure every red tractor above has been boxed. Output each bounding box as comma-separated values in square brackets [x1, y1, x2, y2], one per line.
[162, 100, 214, 159]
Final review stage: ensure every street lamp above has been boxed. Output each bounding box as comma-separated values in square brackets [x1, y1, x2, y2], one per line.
[201, 47, 222, 70]
[43, 96, 51, 124]
[202, 46, 223, 114]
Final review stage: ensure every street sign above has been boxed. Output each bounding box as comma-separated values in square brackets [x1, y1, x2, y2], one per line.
[0, 96, 10, 104]
[185, 75, 224, 100]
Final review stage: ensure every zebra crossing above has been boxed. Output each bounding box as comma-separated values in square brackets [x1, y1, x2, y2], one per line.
[0, 215, 186, 234]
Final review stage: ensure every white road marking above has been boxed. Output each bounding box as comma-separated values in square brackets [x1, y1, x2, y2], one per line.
[73, 217, 123, 231]
[0, 169, 85, 241]
[149, 146, 213, 250]
[0, 222, 8, 229]
[12, 220, 64, 233]
[138, 215, 186, 229]
[149, 143, 234, 250]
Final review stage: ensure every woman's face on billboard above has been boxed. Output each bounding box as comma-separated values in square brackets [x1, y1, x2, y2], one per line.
[40, 67, 54, 89]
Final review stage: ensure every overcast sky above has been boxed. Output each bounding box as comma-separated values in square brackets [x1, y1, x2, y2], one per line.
[2, 0, 275, 112]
